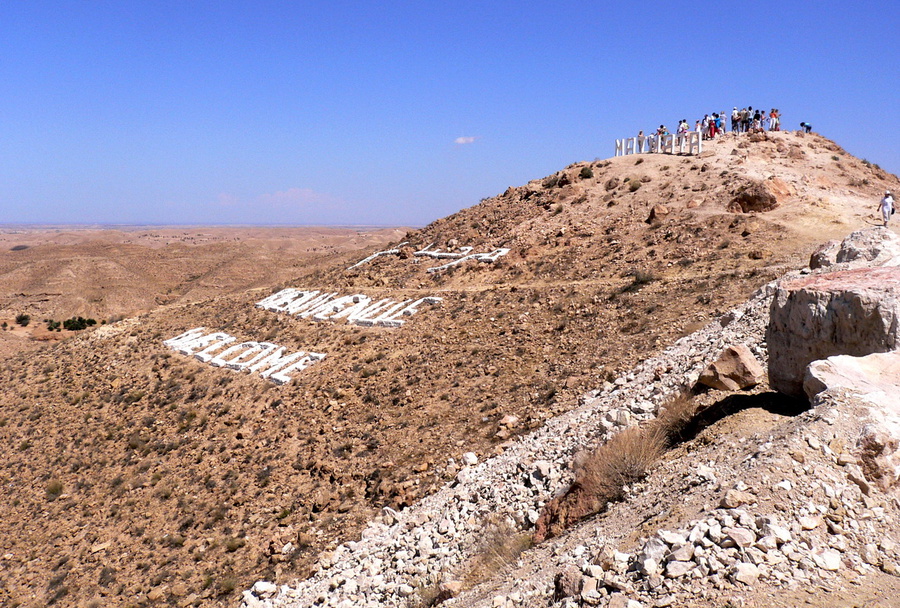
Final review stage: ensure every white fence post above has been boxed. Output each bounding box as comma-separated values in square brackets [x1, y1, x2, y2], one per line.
[613, 130, 703, 157]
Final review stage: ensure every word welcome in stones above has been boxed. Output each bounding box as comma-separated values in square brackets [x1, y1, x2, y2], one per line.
[615, 132, 703, 156]
[163, 328, 325, 385]
[347, 242, 510, 272]
[257, 289, 442, 328]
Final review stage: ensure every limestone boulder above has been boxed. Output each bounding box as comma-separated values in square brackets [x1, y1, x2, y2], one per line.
[835, 228, 900, 268]
[804, 351, 900, 406]
[809, 239, 840, 270]
[697, 344, 764, 391]
[805, 351, 900, 490]
[767, 267, 900, 398]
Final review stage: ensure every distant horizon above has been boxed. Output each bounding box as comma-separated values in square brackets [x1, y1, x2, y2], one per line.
[0, 222, 417, 230]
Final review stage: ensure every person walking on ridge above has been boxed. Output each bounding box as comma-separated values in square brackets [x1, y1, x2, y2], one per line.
[879, 191, 894, 227]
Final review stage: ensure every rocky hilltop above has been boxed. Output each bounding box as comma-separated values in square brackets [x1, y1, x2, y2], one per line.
[0, 130, 898, 608]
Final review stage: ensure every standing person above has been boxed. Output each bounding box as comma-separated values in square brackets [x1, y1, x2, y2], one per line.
[879, 191, 894, 227]
[769, 108, 779, 131]
[740, 108, 750, 133]
[731, 107, 740, 132]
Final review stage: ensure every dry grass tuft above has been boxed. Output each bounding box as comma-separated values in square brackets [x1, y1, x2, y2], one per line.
[534, 393, 699, 542]
[462, 515, 533, 588]
[579, 426, 663, 504]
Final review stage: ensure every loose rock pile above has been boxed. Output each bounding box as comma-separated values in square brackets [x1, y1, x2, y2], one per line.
[548, 391, 900, 608]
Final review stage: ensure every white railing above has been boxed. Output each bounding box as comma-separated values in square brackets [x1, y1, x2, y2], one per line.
[615, 131, 703, 156]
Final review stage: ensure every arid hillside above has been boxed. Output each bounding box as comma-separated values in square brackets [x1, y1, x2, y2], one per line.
[0, 131, 896, 608]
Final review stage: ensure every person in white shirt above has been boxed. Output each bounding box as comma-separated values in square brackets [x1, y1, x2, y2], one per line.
[879, 191, 894, 227]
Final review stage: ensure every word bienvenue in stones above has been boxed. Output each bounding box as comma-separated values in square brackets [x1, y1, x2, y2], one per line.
[257, 289, 442, 328]
[163, 328, 325, 385]
[347, 242, 510, 272]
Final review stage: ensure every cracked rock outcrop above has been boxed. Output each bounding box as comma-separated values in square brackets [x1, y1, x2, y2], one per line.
[767, 266, 900, 398]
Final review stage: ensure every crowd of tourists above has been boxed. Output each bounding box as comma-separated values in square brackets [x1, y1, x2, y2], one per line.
[640, 107, 790, 141]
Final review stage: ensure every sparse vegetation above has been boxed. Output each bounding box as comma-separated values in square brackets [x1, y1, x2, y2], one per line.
[462, 515, 533, 588]
[620, 269, 659, 293]
[534, 395, 698, 541]
[0, 133, 893, 607]
[579, 166, 594, 179]
[45, 479, 64, 500]
[15, 313, 30, 327]
[62, 316, 97, 331]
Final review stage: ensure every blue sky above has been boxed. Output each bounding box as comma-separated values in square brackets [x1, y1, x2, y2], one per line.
[1, 1, 898, 226]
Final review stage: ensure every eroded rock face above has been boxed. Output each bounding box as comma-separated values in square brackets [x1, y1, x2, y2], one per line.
[835, 228, 900, 267]
[767, 267, 900, 398]
[728, 178, 794, 213]
[697, 344, 764, 391]
[804, 351, 900, 406]
[729, 182, 778, 213]
[809, 240, 840, 270]
[805, 352, 900, 490]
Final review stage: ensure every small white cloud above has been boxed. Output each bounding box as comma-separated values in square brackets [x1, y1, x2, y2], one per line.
[454, 136, 478, 145]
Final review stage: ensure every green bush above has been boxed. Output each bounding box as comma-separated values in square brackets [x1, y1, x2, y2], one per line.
[579, 166, 593, 179]
[15, 313, 30, 327]
[61, 316, 97, 331]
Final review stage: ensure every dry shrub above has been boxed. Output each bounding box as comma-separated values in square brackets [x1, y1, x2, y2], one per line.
[534, 394, 698, 542]
[462, 515, 533, 588]
[579, 426, 664, 504]
[653, 394, 699, 443]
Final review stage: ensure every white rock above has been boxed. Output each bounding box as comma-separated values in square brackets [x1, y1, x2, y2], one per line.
[251, 581, 278, 597]
[731, 562, 760, 585]
[813, 549, 842, 571]
[659, 531, 687, 546]
[725, 528, 756, 548]
[462, 452, 479, 466]
[665, 561, 695, 578]
[799, 515, 822, 530]
[862, 544, 882, 565]
[670, 543, 694, 562]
